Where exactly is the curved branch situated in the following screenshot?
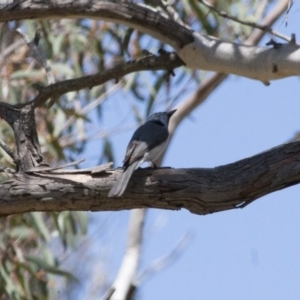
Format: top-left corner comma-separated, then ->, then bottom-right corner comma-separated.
1,0 -> 297,83
177,30 -> 299,83
169,0 -> 289,137
0,1 -> 193,49
1,141 -> 300,216
176,0 -> 294,83
198,0 -> 293,43
0,138 -> 17,161
33,53 -> 184,107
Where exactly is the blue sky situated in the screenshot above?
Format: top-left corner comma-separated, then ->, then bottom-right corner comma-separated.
139,75 -> 300,300
66,3 -> 300,299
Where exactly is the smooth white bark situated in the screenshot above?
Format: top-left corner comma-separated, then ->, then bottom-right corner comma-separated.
178,32 -> 300,83
1,1 -> 298,83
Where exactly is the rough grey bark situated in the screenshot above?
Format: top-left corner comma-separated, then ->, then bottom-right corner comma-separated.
0,102 -> 44,171
1,0 -> 298,83
1,141 -> 300,216
0,1 -> 194,49
0,0 -> 298,220
33,53 -> 184,108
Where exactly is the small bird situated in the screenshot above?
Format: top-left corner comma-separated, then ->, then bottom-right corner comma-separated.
108,109 -> 177,197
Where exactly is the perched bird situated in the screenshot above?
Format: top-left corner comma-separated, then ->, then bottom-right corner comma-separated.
108,109 -> 177,197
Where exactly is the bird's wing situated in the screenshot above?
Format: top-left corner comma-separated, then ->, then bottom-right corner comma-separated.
123,140 -> 148,167
123,122 -> 168,167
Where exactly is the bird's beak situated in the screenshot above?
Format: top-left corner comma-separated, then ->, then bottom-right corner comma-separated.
168,109 -> 177,117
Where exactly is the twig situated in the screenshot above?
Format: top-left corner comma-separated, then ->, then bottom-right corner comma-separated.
16,27 -> 55,85
0,138 -> 17,161
148,0 -> 188,28
35,162 -> 113,174
281,0 -> 294,27
168,0 -> 290,149
57,123 -> 136,149
198,0 -> 296,44
25,158 -> 85,173
138,233 -> 193,284
59,81 -> 123,135
0,39 -> 24,64
33,53 -> 184,108
0,167 -> 16,177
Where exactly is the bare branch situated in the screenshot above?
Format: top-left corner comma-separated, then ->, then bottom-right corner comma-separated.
138,233 -> 192,283
0,1 -> 194,49
169,0 -> 290,136
59,81 -> 123,135
1,141 -> 300,216
198,0 -> 295,44
25,158 -> 85,173
0,0 -> 297,83
33,52 -> 184,107
0,102 -> 44,171
177,30 -> 300,83
0,39 -> 24,63
16,27 -> 55,85
0,138 -> 17,161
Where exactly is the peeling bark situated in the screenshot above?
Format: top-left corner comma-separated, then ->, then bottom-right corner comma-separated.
1,141 -> 300,216
0,102 -> 44,171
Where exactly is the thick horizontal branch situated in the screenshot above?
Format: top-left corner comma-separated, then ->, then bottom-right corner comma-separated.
1,0 -> 297,83
1,141 -> 300,216
33,52 -> 184,107
177,31 -> 300,83
0,0 -> 193,49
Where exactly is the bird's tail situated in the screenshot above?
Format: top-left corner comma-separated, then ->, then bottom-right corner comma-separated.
108,161 -> 140,197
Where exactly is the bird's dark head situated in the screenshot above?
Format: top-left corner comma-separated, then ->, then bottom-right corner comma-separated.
147,109 -> 177,127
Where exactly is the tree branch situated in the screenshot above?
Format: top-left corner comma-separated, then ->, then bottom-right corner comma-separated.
16,27 -> 55,85
33,52 -> 184,107
1,141 -> 300,216
0,138 -> 17,161
169,0 -> 289,137
1,0 -> 298,83
198,0 -> 295,44
177,29 -> 299,83
0,1 -> 194,49
0,102 -> 44,171
110,209 -> 146,300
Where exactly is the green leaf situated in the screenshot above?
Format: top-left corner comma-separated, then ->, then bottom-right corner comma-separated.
51,62 -> 74,78
25,256 -> 78,282
10,70 -> 44,80
75,211 -> 88,235
10,226 -> 32,240
30,212 -> 51,241
187,0 -> 217,35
